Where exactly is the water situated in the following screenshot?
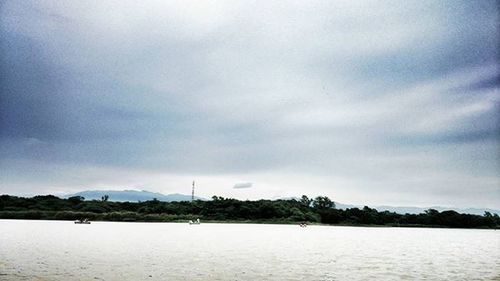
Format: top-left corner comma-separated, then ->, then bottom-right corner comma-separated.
0,220 -> 499,280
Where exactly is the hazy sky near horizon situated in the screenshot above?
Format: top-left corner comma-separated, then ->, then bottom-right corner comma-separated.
1,0 -> 499,207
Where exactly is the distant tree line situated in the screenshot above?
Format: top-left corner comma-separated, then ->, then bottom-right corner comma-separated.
0,194 -> 498,228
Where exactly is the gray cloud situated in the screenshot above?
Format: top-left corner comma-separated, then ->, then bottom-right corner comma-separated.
233,182 -> 253,189
0,0 -> 498,207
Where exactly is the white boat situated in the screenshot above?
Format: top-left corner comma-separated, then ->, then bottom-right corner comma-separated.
189,218 -> 201,225
74,219 -> 91,224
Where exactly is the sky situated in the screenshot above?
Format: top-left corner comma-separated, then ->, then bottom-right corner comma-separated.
0,0 -> 499,208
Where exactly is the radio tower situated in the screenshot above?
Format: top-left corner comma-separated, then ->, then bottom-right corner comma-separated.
191,181 -> 195,202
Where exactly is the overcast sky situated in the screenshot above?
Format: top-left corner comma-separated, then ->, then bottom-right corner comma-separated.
1,0 -> 498,208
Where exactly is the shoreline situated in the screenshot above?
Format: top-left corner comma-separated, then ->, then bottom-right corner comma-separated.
0,218 -> 496,230
2,195 -> 498,229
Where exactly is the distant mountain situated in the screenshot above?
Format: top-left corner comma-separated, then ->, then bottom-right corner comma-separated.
335,203 -> 499,216
372,205 -> 500,216
66,190 -> 205,202
272,198 -> 499,215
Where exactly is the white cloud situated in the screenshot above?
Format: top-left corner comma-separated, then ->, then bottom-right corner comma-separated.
233,182 -> 253,189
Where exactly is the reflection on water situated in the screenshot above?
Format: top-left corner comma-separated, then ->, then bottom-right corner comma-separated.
1,220 -> 499,280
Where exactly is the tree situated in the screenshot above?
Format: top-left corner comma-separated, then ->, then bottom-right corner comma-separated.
425,209 -> 439,215
312,196 -> 335,210
300,195 -> 312,207
68,196 -> 85,204
101,195 -> 109,202
212,196 -> 225,201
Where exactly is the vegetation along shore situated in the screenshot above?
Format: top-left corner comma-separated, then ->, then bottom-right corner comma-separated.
0,195 -> 498,229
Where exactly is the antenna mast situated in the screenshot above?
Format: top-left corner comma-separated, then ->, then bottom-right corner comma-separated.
191,181 -> 195,202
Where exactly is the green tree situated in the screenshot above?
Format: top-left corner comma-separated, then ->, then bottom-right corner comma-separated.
68,196 -> 84,204
312,196 -> 335,210
300,195 -> 312,207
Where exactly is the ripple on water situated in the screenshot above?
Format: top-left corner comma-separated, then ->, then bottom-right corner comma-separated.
0,221 -> 499,281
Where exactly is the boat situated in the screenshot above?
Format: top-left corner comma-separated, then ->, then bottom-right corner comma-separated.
74,219 -> 91,224
189,218 -> 201,225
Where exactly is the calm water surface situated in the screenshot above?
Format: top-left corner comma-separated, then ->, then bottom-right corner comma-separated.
0,220 -> 499,280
